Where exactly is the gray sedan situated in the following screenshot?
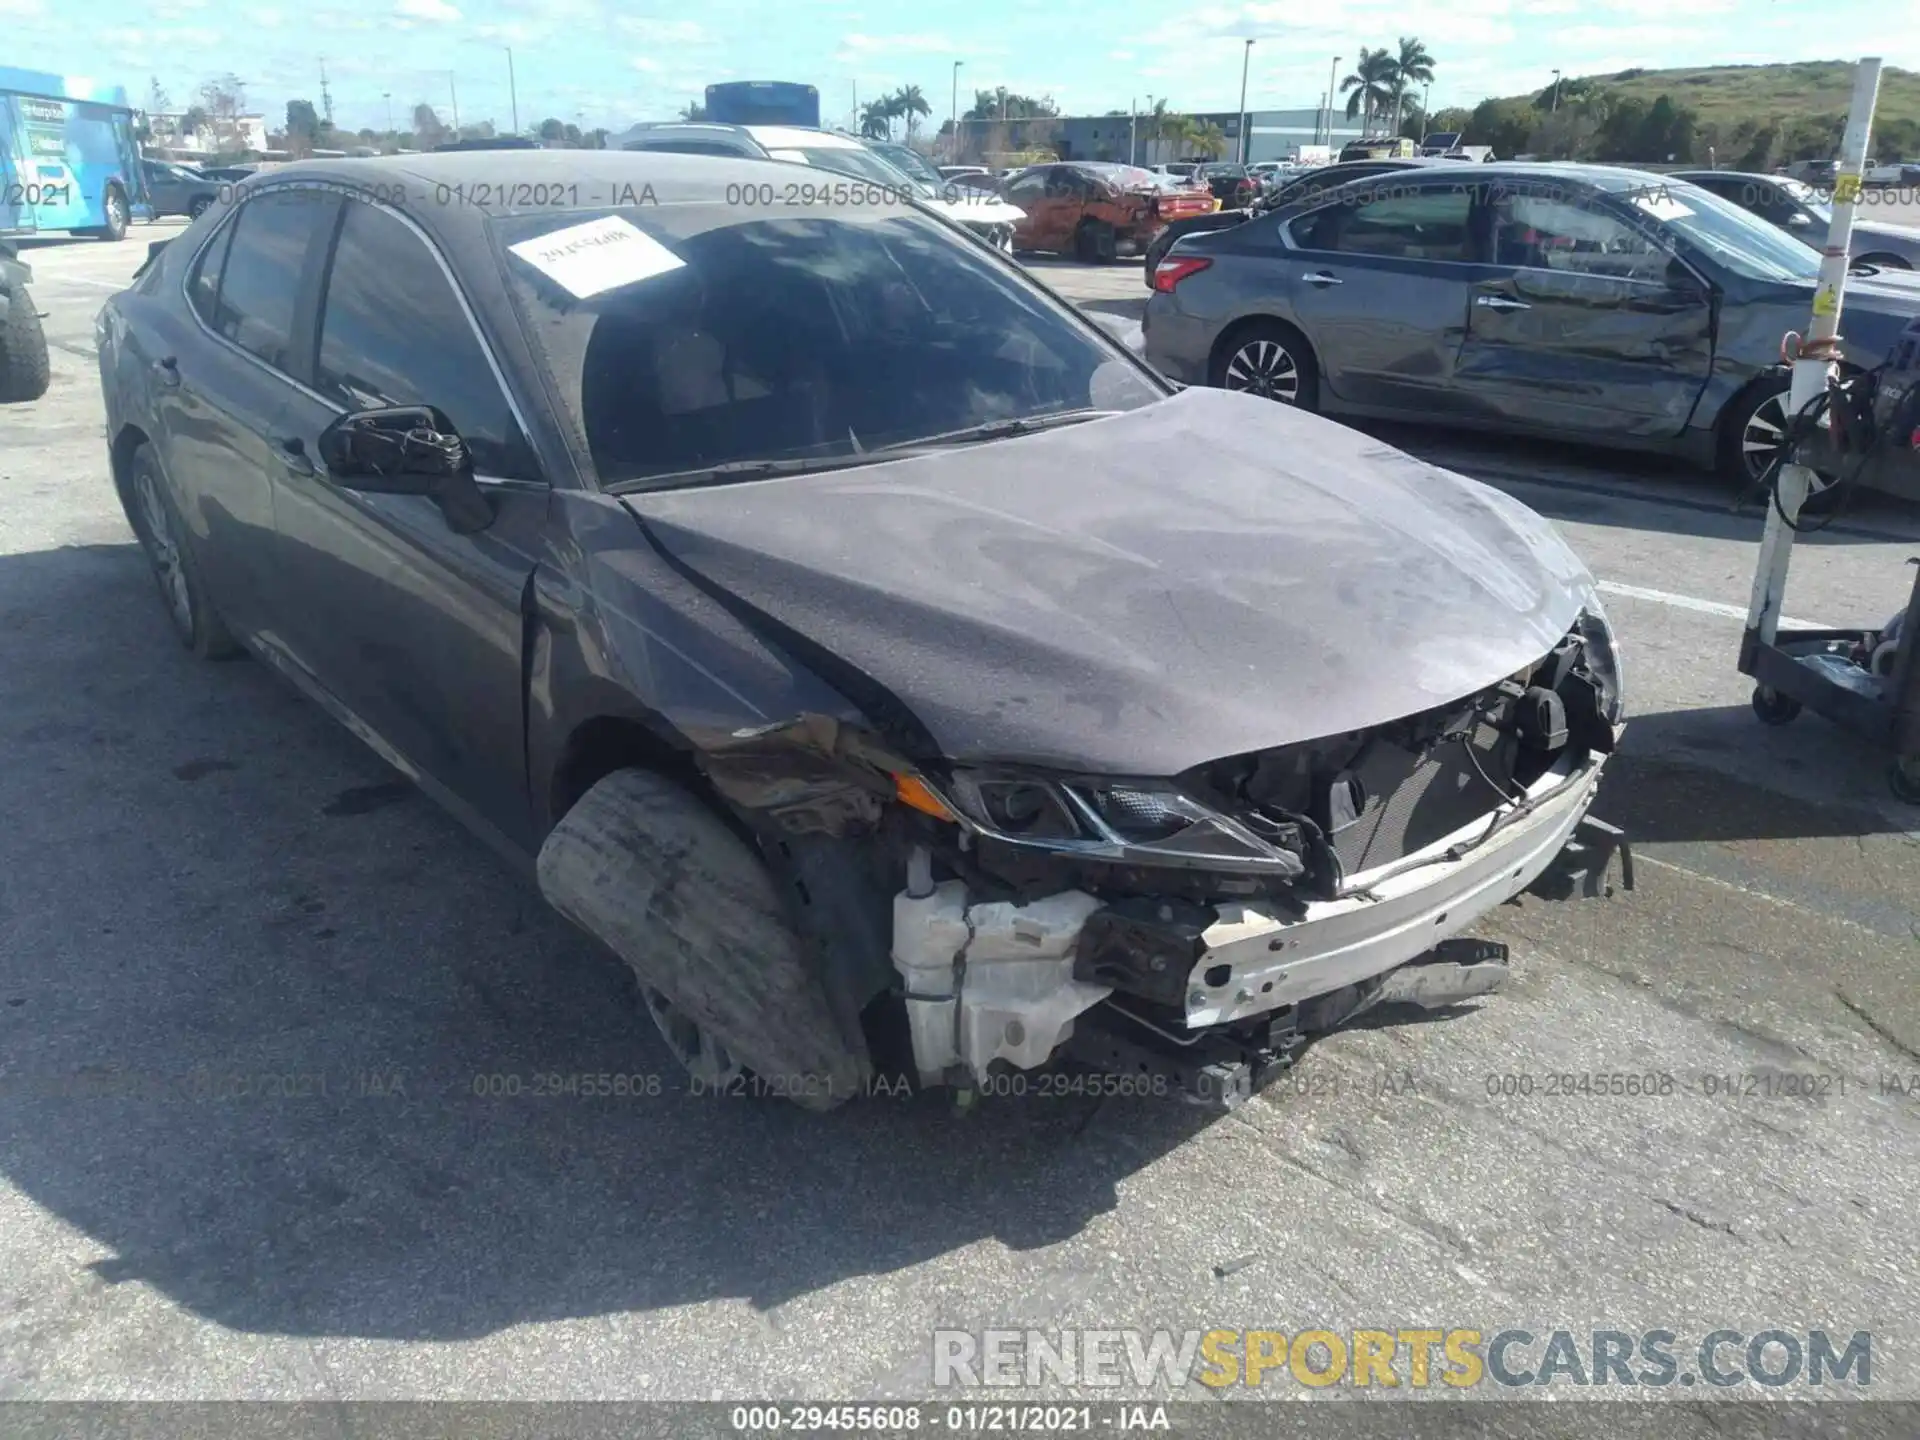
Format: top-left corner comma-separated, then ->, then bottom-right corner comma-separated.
1673,170 -> 1920,271
95,150 -> 1623,1109
1144,162 -> 1920,488
140,159 -> 223,221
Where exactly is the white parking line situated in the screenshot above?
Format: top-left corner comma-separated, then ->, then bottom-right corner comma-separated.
1596,579 -> 1827,630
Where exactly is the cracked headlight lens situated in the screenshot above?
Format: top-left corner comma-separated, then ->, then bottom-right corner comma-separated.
937,768 -> 1306,877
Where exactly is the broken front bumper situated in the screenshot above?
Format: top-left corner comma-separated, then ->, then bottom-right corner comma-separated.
890,753 -> 1610,1093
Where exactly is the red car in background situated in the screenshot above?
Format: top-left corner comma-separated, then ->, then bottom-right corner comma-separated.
1005,162 -> 1215,262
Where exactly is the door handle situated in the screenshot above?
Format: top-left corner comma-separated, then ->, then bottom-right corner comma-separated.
1304,271 -> 1342,287
152,355 -> 180,387
274,435 -> 316,477
1475,295 -> 1531,311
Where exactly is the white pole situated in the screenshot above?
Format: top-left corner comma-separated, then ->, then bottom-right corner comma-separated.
1237,39 -> 1253,165
1744,56 -> 1882,645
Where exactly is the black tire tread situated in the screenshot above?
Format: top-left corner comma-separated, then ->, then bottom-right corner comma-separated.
536,769 -> 871,1111
0,290 -> 50,403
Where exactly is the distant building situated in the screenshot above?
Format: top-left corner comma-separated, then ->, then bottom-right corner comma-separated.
1049,108 -> 1367,165
145,111 -> 271,157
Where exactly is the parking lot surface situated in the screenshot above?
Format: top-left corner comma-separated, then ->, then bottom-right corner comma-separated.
2,222 -> 1919,1413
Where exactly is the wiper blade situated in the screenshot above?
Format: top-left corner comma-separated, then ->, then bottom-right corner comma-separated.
879,408 -> 1116,452
605,453 -> 878,494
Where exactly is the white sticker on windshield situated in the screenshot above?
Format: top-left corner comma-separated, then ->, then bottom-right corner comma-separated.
508,215 -> 684,299
1630,191 -> 1693,222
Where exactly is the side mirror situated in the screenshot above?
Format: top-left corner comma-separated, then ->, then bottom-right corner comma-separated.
316,406 -> 494,533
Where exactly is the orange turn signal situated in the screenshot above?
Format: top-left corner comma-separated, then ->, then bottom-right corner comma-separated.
894,772 -> 956,821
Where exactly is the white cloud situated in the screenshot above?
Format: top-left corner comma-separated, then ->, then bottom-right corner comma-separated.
476,20 -> 542,42
631,56 -> 664,73
1108,49 -> 1135,60
397,0 -> 460,19
616,17 -> 707,42
0,0 -> 47,15
838,31 -> 955,55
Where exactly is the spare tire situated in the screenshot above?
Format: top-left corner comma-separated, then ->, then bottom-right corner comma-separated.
537,768 -> 873,1111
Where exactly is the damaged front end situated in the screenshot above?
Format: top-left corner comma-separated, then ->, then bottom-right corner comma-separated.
692,607 -> 1631,1109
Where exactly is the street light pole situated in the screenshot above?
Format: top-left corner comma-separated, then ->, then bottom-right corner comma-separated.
447,72 -> 459,131
383,91 -> 392,135
1237,38 -> 1254,165
951,60 -> 962,161
506,48 -> 519,135
1550,68 -> 1562,112
1324,55 -> 1340,147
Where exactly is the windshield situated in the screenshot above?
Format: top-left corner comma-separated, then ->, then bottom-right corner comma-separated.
1778,178 -> 1833,221
494,205 -> 1162,491
873,144 -> 944,188
768,144 -> 918,190
1623,181 -> 1821,284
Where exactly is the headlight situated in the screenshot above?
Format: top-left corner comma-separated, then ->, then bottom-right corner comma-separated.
1575,604 -> 1625,724
936,768 -> 1307,877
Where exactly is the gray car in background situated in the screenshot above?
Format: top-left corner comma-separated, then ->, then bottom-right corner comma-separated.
1671,170 -> 1920,271
1144,162 -> 1920,489
140,159 -> 223,220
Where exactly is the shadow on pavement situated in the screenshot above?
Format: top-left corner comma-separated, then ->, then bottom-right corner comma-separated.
0,541 -> 1215,1343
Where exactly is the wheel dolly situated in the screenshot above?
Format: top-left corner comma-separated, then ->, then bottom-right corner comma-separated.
1737,56 -> 1920,804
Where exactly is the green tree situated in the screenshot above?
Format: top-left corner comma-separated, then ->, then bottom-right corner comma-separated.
678,101 -> 707,121
538,116 -> 567,142
285,98 -> 319,157
180,105 -> 209,137
1342,48 -> 1397,133
1464,96 -> 1534,156
891,84 -> 930,141
859,97 -> 896,140
1386,36 -> 1435,137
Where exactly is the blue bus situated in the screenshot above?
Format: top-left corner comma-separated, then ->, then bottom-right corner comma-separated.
0,66 -> 146,239
704,81 -> 820,129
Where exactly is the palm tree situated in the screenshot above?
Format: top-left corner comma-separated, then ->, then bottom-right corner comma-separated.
891,84 -> 930,141
1188,119 -> 1227,159
859,97 -> 897,140
1387,36 -> 1435,138
1341,48 -> 1396,134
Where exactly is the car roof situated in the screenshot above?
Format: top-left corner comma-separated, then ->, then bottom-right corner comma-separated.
745,124 -> 860,149
237,149 -> 906,221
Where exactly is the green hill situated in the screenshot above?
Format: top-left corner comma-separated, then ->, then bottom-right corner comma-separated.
1441,61 -> 1920,167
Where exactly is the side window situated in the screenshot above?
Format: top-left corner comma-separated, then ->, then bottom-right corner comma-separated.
1489,191 -> 1669,282
315,199 -> 538,481
1736,182 -> 1801,226
186,216 -> 236,324
1005,170 -> 1046,201
1326,185 -> 1472,261
210,191 -> 315,370
1044,169 -> 1080,199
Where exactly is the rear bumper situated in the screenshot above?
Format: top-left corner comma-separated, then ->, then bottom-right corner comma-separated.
1140,301 -> 1214,384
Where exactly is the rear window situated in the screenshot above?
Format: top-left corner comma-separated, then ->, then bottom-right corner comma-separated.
494,204 -> 1161,489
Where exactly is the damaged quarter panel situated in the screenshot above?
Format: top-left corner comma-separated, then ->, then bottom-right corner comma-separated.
531,490 -> 880,837
623,386 -> 1598,777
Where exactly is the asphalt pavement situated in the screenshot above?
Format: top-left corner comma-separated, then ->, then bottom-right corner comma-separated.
1,220 -> 1918,1412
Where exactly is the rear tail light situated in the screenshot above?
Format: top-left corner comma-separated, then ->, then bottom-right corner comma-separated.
1151,256 -> 1212,293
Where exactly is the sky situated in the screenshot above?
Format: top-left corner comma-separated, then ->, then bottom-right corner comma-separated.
5,0 -> 1918,138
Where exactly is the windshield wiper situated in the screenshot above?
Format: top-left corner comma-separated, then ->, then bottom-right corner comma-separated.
604,453 -> 883,494
878,408 -> 1117,452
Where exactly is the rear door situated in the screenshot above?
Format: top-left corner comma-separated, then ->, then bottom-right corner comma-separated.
1450,183 -> 1714,438
1271,175 -> 1479,411
157,189 -> 332,639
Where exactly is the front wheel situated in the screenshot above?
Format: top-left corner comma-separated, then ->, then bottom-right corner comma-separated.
1751,685 -> 1802,726
1074,218 -> 1117,264
1855,252 -> 1912,271
188,195 -> 214,220
1211,320 -> 1319,410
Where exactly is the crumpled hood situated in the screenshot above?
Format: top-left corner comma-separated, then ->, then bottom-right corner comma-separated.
623,387 -> 1598,775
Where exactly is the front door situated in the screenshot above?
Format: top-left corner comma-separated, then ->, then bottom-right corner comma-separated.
267,193 -> 547,849
1451,185 -> 1714,439
1275,178 -> 1479,412
1003,167 -> 1053,250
